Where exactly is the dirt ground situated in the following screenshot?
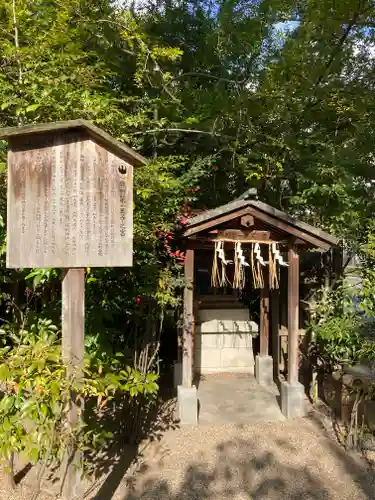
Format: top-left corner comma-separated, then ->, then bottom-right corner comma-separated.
2,415 -> 375,500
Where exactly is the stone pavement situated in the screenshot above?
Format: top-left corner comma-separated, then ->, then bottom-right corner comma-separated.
197,372 -> 285,424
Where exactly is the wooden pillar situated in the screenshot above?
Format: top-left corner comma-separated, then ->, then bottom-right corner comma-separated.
259,271 -> 269,356
61,268 -> 85,498
62,269 -> 85,372
288,244 -> 299,384
332,245 -> 343,288
271,289 -> 280,378
183,248 -> 194,387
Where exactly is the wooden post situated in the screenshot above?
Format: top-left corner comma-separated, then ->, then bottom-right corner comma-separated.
271,289 -> 280,379
183,249 -> 194,387
62,269 -> 85,371
288,244 -> 299,384
332,245 -> 343,288
61,268 -> 85,498
259,270 -> 269,356
2,121 -> 142,488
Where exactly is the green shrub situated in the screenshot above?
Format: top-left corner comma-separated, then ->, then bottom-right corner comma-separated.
0,317 -> 159,487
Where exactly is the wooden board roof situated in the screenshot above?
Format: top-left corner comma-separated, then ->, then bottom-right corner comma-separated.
184,199 -> 338,250
0,120 -> 147,166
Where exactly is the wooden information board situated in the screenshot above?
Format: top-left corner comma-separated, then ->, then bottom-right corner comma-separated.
1,120 -> 146,499
6,129 -> 133,268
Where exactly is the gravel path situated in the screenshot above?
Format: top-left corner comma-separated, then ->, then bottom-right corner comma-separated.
103,418 -> 375,500
1,417 -> 374,500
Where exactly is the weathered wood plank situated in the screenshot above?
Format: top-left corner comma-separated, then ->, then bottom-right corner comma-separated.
185,239 -> 290,251
240,215 -> 254,227
271,289 -> 280,378
287,244 -> 299,384
251,200 -> 338,247
332,245 -> 344,287
6,133 -> 133,268
279,326 -> 306,337
62,268 -> 85,379
184,207 -> 254,237
215,229 -> 270,241
260,270 -> 269,356
0,119 -> 146,166
183,248 -> 194,387
247,206 -> 331,250
61,268 -> 85,499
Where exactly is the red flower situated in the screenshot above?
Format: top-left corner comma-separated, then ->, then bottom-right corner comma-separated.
136,296 -> 142,304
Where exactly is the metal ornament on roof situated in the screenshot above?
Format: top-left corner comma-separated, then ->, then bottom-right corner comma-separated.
212,240 -> 288,290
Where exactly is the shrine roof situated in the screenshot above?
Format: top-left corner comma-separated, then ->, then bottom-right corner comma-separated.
184,199 -> 338,250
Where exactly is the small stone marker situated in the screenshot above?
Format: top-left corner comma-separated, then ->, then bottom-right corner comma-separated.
0,120 -> 146,498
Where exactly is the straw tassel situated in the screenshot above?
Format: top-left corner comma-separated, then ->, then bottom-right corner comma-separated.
268,245 -> 279,289
212,241 -> 231,288
251,243 -> 263,288
233,242 -> 248,289
211,241 -> 220,287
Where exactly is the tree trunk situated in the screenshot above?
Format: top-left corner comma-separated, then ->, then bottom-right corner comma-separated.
4,453 -> 16,489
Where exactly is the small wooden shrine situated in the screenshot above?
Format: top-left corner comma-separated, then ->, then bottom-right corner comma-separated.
177,196 -> 338,423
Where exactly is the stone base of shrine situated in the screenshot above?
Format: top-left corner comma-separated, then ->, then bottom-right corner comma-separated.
177,385 -> 198,425
280,381 -> 307,418
255,355 -> 273,386
195,308 -> 258,375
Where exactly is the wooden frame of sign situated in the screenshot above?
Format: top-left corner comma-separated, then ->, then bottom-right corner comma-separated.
0,120 -> 146,498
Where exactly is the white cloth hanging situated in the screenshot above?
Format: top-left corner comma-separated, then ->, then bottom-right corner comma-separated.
271,242 -> 288,266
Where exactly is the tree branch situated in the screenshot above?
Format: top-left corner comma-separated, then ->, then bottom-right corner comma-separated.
12,0 -> 21,85
0,27 -> 14,40
93,17 -> 180,102
12,0 -> 23,126
315,14 -> 359,89
175,72 -> 246,85
132,128 -> 235,139
303,0 -> 375,115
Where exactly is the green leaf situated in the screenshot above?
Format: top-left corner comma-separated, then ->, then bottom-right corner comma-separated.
40,404 -> 49,419
2,417 -> 11,432
30,448 -> 39,463
25,103 -> 40,113
0,365 -> 9,380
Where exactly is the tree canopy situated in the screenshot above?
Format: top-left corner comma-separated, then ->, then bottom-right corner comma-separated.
2,0 -> 375,240
0,0 -> 374,343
